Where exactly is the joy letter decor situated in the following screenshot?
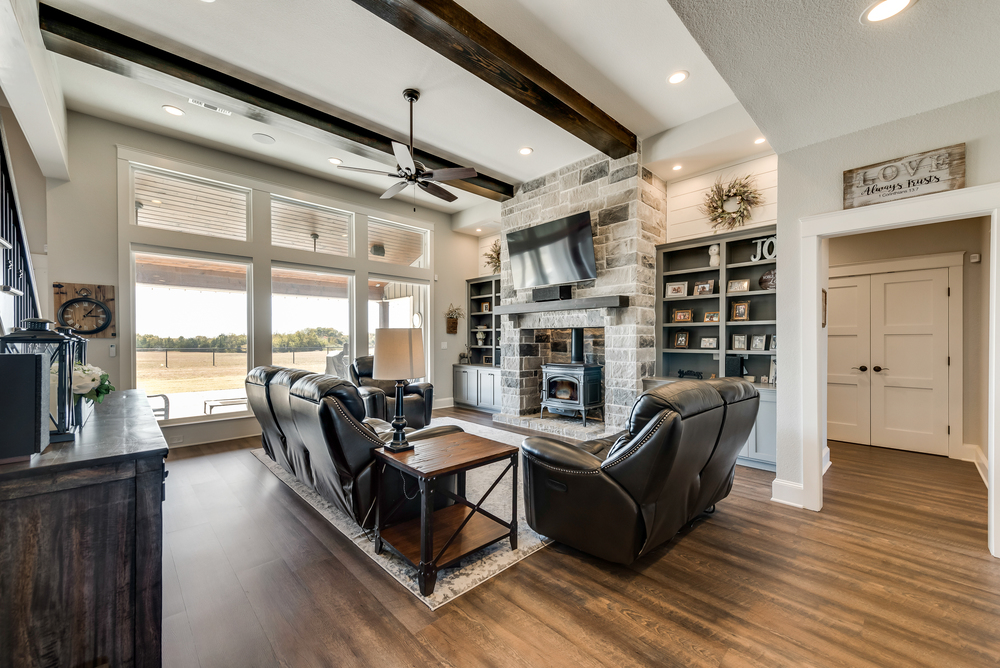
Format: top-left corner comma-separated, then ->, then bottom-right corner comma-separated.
843,143 -> 965,209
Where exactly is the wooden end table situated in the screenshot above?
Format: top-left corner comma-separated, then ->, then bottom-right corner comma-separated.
373,432 -> 519,596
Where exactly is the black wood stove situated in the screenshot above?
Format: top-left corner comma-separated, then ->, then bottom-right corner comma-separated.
540,329 -> 604,426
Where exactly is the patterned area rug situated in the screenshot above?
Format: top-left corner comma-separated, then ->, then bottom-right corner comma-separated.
250,417 -> 549,610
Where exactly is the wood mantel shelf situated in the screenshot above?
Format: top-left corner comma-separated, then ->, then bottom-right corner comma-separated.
492,295 -> 629,315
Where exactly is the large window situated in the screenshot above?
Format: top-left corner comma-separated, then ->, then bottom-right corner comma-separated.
271,196 -> 352,257
272,267 -> 352,376
368,278 -> 428,378
134,252 -> 250,420
133,167 -> 249,241
368,217 -> 428,268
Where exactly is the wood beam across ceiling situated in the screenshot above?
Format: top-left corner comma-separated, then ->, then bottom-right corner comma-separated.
37,4 -> 514,202
349,0 -> 637,160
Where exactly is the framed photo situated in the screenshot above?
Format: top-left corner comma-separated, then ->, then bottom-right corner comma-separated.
727,278 -> 750,293
693,280 -> 714,295
674,331 -> 689,349
481,301 -> 491,312
731,301 -> 750,321
701,337 -> 718,349
672,309 -> 693,322
751,335 -> 767,351
483,355 -> 493,365
665,282 -> 688,297
704,311 -> 720,323
732,334 -> 748,351
769,356 -> 777,386
769,335 -> 777,351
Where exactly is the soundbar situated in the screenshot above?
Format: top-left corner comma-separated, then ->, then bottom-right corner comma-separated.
531,285 -> 573,302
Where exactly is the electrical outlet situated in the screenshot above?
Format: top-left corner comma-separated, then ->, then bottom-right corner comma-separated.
109,344 -> 117,357
441,341 -> 448,349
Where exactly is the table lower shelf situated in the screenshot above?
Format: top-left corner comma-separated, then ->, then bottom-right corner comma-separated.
380,503 -> 510,568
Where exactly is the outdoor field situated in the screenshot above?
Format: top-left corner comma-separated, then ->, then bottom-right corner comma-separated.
135,349 -> 331,394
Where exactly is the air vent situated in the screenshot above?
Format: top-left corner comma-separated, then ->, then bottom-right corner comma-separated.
188,98 -> 232,116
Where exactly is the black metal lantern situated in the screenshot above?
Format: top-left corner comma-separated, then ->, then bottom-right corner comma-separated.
55,326 -> 88,366
0,319 -> 76,441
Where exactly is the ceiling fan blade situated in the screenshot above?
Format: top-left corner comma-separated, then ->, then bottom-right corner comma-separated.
418,180 -> 458,202
422,167 -> 478,182
392,141 -> 416,174
337,165 -> 398,177
380,181 -> 411,199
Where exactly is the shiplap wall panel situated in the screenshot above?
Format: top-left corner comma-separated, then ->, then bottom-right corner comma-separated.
271,196 -> 352,256
134,169 -> 249,241
666,154 -> 778,243
368,218 -> 427,267
478,234 -> 500,277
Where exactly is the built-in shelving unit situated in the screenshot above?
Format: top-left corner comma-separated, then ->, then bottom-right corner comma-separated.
465,275 -> 501,367
654,226 -> 777,471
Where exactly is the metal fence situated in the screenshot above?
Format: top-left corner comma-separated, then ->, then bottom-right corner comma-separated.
139,346 -> 343,367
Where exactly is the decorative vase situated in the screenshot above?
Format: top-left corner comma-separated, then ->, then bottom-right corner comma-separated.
74,397 -> 94,430
476,331 -> 485,346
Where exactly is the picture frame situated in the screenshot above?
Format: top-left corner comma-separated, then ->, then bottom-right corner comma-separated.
727,278 -> 750,293
672,309 -> 693,322
769,335 -> 777,351
769,356 -> 777,386
483,355 -> 493,365
704,311 -> 720,323
665,282 -> 688,298
750,335 -> 767,351
481,301 -> 491,312
730,301 -> 750,321
674,331 -> 689,349
693,280 -> 714,295
701,337 -> 718,349
732,334 -> 747,351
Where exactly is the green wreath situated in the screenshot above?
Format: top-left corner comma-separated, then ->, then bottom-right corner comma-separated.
701,175 -> 763,231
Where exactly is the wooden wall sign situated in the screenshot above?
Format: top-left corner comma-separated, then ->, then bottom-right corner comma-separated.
843,143 -> 965,210
52,283 -> 116,338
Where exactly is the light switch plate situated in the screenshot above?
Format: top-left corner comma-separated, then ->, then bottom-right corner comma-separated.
441,341 -> 448,349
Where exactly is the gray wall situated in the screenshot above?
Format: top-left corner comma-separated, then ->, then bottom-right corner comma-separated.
829,216 -> 990,454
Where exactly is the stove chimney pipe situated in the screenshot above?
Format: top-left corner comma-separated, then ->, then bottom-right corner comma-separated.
571,328 -> 584,364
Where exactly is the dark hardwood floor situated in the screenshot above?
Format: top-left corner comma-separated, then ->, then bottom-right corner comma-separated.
163,411 -> 1000,667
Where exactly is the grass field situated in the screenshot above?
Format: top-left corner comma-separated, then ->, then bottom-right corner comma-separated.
136,350 -> 330,394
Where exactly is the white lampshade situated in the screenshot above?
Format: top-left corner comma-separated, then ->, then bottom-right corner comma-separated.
372,328 -> 426,380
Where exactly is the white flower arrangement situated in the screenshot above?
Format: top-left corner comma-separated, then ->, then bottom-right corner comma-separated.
51,362 -> 116,403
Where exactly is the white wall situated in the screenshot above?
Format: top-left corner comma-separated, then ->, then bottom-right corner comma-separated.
666,153 -> 776,242
777,89 -> 1000,487
478,233 -> 500,277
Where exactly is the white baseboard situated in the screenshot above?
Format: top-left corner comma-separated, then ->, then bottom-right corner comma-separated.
161,415 -> 261,448
771,478 -> 805,508
433,397 -> 455,409
950,443 -> 989,489
975,447 -> 989,488
823,446 -> 832,475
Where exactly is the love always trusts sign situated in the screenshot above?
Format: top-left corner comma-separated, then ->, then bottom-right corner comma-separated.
843,143 -> 966,209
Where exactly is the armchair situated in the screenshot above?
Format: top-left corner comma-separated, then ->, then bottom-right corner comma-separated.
350,355 -> 434,429
521,379 -> 759,564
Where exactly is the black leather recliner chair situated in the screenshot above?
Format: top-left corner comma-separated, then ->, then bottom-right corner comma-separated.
247,367 -> 461,528
350,355 -> 434,430
521,379 -> 759,564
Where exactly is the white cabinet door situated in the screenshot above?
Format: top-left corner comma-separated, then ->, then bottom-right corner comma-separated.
827,275 -> 872,445
870,268 -> 949,455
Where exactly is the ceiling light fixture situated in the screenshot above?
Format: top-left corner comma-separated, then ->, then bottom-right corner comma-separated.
476,228 -> 482,232
162,105 -> 184,116
519,147 -> 533,155
328,157 -> 343,165
755,137 -> 766,145
667,71 -> 689,84
151,199 -> 162,204
252,133 -> 276,145
861,0 -> 916,24
672,165 -> 682,171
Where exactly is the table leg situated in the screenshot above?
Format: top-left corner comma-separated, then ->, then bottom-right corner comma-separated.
374,463 -> 384,555
456,471 -> 466,499
418,477 -> 436,596
510,453 -> 519,551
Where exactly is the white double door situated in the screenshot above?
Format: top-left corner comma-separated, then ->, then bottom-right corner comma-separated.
827,268 -> 950,455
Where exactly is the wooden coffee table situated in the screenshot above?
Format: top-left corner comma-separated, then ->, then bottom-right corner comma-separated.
373,432 -> 519,596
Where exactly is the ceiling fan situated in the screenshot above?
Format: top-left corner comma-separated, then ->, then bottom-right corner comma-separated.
337,89 -> 478,203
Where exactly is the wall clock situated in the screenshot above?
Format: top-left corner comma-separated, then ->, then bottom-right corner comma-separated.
52,283 -> 117,338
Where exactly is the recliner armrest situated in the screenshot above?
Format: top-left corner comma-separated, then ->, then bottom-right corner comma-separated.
356,385 -> 387,420
522,436 -> 602,474
404,382 -> 432,397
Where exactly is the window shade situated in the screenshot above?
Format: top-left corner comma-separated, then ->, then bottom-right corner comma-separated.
271,196 -> 352,256
134,168 -> 249,241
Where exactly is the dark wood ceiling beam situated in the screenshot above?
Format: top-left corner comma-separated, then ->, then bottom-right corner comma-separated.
349,0 -> 637,159
37,4 -> 514,202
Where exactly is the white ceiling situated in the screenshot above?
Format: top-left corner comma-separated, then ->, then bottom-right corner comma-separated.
45,0 -> 745,215
667,0 -> 1000,154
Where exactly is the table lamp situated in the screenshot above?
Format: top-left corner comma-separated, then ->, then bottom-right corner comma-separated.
372,328 -> 425,452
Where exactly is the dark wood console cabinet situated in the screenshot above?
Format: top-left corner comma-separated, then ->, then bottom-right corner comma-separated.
0,390 -> 168,667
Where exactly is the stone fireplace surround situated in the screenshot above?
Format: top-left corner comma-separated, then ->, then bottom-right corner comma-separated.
492,152 -> 667,439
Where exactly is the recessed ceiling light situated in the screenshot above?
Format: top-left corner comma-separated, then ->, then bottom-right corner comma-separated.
667,71 -> 689,84
151,199 -> 162,204
162,105 -> 184,116
476,228 -> 482,232
252,133 -> 276,145
519,147 -> 533,155
861,0 -> 916,24
755,137 -> 766,145
672,165 -> 682,171
342,233 -> 347,237
328,157 -> 343,165
200,0 -> 216,3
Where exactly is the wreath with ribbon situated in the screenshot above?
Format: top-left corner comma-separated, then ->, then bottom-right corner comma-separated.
701,175 -> 763,231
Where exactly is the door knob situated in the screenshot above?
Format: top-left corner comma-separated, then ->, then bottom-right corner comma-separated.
873,366 -> 888,372
851,365 -> 868,372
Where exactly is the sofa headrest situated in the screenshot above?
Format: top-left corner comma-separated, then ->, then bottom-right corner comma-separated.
290,374 -> 366,421
353,356 -> 374,378
246,366 -> 283,387
271,367 -> 314,390
627,380 -> 725,437
705,378 -> 759,404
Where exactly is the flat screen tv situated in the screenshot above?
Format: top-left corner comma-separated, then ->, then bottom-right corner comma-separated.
506,212 -> 598,289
